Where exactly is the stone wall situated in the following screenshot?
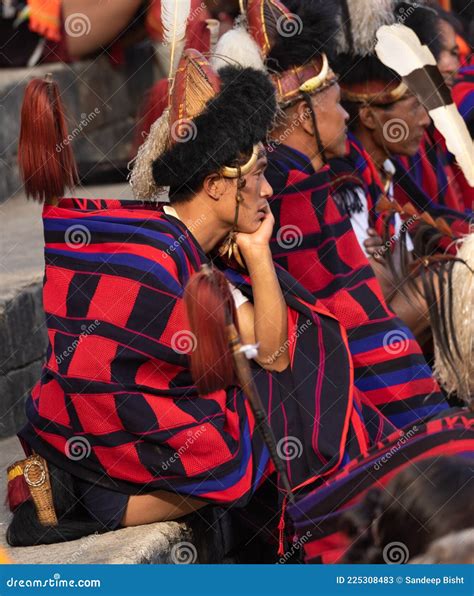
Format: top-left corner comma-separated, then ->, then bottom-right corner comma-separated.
0,49 -> 154,204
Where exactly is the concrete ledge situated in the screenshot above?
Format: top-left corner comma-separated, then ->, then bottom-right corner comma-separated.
2,521 -> 194,565
0,437 -> 236,564
0,280 -> 47,438
0,282 -> 47,374
0,359 -> 43,439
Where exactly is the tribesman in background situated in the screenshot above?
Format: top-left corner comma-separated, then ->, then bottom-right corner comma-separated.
330,0 -> 472,252
396,4 -> 474,212
213,0 -> 449,427
328,0 -> 474,394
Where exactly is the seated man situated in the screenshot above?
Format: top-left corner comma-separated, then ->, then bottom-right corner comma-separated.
244,0 -> 447,426
7,50 -> 396,547
330,1 -> 471,252
398,5 -> 473,212
453,56 -> 474,141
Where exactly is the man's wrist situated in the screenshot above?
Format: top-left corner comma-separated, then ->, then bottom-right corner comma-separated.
239,243 -> 272,261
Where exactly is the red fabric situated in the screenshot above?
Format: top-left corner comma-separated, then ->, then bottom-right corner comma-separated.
19,197 -> 371,502
7,475 -> 31,512
288,412 -> 474,564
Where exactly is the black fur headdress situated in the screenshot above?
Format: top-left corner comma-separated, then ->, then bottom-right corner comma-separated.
130,50 -> 276,199
266,0 -> 339,72
153,66 -> 275,195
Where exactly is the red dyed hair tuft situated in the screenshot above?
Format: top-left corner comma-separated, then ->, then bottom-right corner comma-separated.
184,266 -> 237,395
18,77 -> 78,202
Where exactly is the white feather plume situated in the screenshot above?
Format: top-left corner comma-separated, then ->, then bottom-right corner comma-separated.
211,24 -> 266,72
161,0 -> 191,78
161,0 -> 191,44
376,24 -> 474,186
336,0 -> 396,56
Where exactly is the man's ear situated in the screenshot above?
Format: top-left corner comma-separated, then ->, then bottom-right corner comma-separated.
359,105 -> 378,131
203,173 -> 229,200
296,100 -> 315,136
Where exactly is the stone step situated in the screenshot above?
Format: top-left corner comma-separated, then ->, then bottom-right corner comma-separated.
0,436 -> 235,564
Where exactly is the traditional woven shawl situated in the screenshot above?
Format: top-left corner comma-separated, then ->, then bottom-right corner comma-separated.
399,129 -> 469,213
288,411 -> 474,563
18,198 -> 394,502
452,62 -> 474,138
266,143 -> 447,429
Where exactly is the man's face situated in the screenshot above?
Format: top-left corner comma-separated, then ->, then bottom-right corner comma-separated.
437,19 -> 461,89
216,148 -> 273,234
370,94 -> 431,157
311,83 -> 349,159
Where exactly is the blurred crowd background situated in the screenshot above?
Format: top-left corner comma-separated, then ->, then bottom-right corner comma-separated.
0,0 -> 472,183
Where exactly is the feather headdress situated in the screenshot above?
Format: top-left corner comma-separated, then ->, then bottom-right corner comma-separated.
129,49 -> 276,200
375,24 -> 474,186
161,0 -> 192,84
211,0 -> 293,72
336,0 -> 397,56
211,15 -> 265,71
129,0 -> 192,199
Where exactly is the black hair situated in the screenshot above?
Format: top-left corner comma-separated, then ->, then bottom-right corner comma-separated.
205,0 -> 240,20
395,2 -> 443,59
340,457 -> 474,563
431,5 -> 465,39
344,94 -> 403,133
152,66 -> 276,199
7,463 -> 105,546
267,0 -> 339,71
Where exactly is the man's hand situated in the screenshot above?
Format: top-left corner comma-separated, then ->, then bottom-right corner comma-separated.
235,203 -> 274,255
364,227 -> 385,260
